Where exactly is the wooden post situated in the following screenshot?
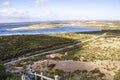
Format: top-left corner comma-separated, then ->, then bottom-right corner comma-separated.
21,74 -> 24,80
54,75 -> 59,80
35,72 -> 37,80
41,72 -> 43,80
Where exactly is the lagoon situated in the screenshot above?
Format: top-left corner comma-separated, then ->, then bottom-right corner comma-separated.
0,23 -> 101,36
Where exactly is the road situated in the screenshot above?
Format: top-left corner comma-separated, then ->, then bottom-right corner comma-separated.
4,33 -> 106,65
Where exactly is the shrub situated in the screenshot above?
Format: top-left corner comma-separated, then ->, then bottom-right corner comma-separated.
114,70 -> 120,80
47,64 -> 56,70
0,61 -> 10,80
90,68 -> 101,74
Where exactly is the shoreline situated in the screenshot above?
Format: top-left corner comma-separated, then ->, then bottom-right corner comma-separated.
0,30 -> 102,37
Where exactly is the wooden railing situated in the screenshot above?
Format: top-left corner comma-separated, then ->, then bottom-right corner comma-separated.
22,72 -> 59,80
34,72 -> 59,80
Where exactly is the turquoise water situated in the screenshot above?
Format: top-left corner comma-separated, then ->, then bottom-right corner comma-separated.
0,23 -> 101,35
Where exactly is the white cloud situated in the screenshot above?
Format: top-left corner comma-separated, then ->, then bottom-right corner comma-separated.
0,7 -> 56,23
0,7 -> 52,19
2,1 -> 10,6
0,8 -> 28,17
34,0 -> 49,4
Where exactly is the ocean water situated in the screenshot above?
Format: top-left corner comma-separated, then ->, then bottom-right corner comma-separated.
0,23 -> 101,36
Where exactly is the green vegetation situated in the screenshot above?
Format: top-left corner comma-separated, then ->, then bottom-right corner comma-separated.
45,69 -> 105,80
0,61 -> 7,79
0,61 -> 12,80
114,70 -> 120,80
0,33 -> 92,61
61,32 -> 120,61
47,64 -> 56,70
0,34 -> 75,61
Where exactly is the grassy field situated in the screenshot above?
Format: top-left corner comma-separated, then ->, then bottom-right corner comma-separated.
50,21 -> 120,61
0,33 -> 93,61
61,33 -> 120,61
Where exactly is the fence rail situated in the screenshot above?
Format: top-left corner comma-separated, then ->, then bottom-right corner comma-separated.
22,72 -> 59,80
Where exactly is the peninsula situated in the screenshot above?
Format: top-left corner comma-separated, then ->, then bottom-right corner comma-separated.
8,23 -> 61,31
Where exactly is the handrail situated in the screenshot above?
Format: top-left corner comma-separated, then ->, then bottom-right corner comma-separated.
34,72 -> 54,80
22,72 -> 59,80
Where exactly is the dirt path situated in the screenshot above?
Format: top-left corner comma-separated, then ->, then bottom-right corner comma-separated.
4,33 -> 106,65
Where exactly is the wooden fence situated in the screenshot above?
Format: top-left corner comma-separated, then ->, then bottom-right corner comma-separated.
22,72 -> 59,80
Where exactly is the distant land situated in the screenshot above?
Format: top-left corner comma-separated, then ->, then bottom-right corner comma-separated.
8,23 -> 61,31
7,20 -> 120,31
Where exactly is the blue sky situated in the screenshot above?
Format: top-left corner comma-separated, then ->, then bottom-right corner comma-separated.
0,0 -> 120,23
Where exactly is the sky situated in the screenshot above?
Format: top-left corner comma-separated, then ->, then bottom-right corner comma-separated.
0,0 -> 120,23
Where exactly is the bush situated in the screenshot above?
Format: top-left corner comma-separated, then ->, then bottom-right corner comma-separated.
90,68 -> 101,74
47,64 -> 56,70
114,70 -> 120,80
0,61 -> 9,80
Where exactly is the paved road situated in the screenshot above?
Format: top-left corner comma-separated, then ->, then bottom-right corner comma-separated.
4,33 -> 106,65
